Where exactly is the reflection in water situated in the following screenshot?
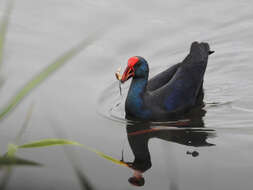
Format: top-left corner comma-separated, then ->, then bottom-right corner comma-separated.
124,108 -> 216,186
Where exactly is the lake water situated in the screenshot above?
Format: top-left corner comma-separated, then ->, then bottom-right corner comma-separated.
0,0 -> 253,189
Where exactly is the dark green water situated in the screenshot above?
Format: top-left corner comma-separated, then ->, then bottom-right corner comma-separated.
0,0 -> 253,189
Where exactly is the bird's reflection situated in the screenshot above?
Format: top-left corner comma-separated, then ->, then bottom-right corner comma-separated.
124,108 -> 216,186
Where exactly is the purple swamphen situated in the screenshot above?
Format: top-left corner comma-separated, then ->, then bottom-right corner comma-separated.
119,42 -> 214,121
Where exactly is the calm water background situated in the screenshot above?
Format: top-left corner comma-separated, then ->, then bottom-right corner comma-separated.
0,0 -> 253,189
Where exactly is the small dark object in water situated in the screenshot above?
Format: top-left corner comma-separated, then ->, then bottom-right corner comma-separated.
186,150 -> 199,157
116,42 -> 214,121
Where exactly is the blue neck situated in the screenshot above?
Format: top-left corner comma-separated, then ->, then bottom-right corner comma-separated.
125,77 -> 150,118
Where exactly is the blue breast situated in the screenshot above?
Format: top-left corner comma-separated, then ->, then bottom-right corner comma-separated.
126,79 -> 151,119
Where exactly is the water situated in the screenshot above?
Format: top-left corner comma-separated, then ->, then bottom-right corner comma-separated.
0,0 -> 253,189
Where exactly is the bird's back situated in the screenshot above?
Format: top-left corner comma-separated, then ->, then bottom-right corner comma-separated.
145,42 -> 211,119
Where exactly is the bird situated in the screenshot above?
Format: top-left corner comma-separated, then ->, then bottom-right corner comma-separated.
118,42 -> 214,121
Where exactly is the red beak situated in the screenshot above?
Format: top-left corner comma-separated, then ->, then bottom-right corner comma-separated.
121,66 -> 135,83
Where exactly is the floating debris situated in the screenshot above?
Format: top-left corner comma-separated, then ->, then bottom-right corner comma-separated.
115,67 -> 122,96
115,67 -> 122,81
186,151 -> 199,157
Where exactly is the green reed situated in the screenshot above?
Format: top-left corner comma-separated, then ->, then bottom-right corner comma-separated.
0,1 -> 125,189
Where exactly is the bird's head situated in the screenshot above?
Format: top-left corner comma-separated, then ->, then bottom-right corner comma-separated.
121,56 -> 149,83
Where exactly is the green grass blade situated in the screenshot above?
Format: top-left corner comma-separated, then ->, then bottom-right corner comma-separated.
92,149 -> 128,167
73,166 -> 94,190
0,33 -> 98,121
62,146 -> 94,190
18,138 -> 128,168
79,144 -> 128,167
0,155 -> 42,166
52,126 -> 95,190
6,144 -> 18,158
14,103 -> 34,144
0,0 -> 13,68
18,138 -> 82,148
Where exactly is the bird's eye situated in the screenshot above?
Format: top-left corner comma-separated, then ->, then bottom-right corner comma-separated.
135,61 -> 141,67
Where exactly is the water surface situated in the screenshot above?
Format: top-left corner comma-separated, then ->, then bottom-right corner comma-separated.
0,0 -> 253,189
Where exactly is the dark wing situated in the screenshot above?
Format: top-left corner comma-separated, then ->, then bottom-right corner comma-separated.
147,42 -> 211,113
147,62 -> 182,91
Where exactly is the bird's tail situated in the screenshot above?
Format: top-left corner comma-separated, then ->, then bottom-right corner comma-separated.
189,42 -> 214,62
